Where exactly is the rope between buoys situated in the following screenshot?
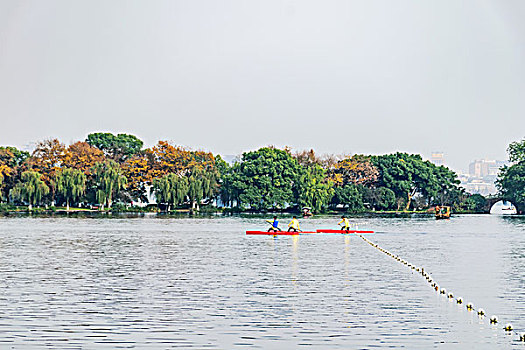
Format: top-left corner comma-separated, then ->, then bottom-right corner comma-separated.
352,233 -> 523,342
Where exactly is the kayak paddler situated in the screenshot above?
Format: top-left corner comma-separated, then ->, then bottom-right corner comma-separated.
338,215 -> 351,232
266,216 -> 280,232
288,216 -> 301,232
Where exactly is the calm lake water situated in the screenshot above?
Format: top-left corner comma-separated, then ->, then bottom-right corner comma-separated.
0,214 -> 524,349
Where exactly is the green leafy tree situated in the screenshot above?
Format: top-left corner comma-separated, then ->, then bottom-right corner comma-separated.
497,138 -> 525,213
497,162 -> 525,213
93,160 -> 127,209
152,173 -> 188,211
10,171 -> 50,210
463,193 -> 487,213
295,164 -> 334,212
371,153 -> 422,210
331,183 -> 364,212
0,146 -> 30,167
219,168 -> 238,208
362,187 -> 397,211
86,133 -> 143,161
214,155 -> 230,177
56,168 -> 86,210
225,147 -> 300,210
507,138 -> 525,163
371,153 -> 460,211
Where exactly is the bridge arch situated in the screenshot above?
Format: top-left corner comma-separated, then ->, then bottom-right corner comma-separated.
488,199 -> 517,214
484,197 -> 502,212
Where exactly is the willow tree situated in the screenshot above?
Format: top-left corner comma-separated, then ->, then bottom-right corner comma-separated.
294,164 -> 334,213
152,173 -> 188,211
86,132 -> 143,161
56,168 -> 86,211
93,160 -> 127,210
10,171 -> 50,210
187,167 -> 218,212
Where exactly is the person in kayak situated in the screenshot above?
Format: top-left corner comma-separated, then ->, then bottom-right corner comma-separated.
338,215 -> 351,232
266,216 -> 280,232
288,216 -> 301,232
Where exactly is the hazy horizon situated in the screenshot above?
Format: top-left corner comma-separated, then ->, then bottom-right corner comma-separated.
1,1 -> 524,172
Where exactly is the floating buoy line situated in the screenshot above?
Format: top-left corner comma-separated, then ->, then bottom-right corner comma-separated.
353,233 -> 525,342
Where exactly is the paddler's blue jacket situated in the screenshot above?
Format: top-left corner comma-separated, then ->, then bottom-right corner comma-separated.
266,219 -> 279,228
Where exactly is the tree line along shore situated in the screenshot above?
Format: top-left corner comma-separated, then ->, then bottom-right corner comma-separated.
0,132 -> 523,214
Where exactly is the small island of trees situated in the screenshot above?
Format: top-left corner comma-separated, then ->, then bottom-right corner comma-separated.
1,132 -> 523,214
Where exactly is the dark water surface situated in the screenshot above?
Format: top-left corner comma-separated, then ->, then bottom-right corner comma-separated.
0,215 -> 524,349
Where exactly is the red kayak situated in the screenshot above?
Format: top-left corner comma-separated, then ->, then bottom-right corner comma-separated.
316,229 -> 374,234
246,231 -> 315,235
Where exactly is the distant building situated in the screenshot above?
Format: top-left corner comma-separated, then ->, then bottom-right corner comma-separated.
462,178 -> 497,196
468,159 -> 507,178
460,159 -> 508,196
430,151 -> 445,166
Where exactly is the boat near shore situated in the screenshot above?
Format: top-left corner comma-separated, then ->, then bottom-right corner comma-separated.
490,200 -> 517,215
435,206 -> 451,219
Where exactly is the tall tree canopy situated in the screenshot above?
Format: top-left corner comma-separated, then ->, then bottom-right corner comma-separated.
147,141 -> 215,178
507,138 -> 525,163
121,153 -> 151,202
86,133 -> 143,161
0,146 -> 30,168
331,154 -> 379,187
225,147 -> 300,210
63,141 -> 105,174
28,139 -> 67,188
371,153 -> 461,211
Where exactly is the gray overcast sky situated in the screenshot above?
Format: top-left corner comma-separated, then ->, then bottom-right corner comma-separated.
1,0 -> 524,171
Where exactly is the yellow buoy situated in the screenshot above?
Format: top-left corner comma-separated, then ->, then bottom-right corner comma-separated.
477,308 -> 485,316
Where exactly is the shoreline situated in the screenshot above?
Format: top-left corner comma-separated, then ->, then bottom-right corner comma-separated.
0,208 -> 497,217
